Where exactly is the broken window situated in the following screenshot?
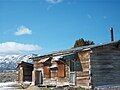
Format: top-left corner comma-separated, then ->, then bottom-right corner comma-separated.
63,53 -> 83,72
70,59 -> 82,71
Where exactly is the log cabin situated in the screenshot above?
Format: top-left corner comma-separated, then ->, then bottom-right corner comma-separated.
17,61 -> 33,84
31,41 -> 120,89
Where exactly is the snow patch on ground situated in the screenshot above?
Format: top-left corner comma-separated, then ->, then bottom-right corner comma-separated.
0,82 -> 17,87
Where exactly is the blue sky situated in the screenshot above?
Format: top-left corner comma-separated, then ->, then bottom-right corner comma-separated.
0,0 -> 120,55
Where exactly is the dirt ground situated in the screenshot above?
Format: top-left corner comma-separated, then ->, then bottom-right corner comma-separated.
0,82 -> 31,90
0,82 -> 23,90
1,82 -> 120,90
26,86 -> 68,90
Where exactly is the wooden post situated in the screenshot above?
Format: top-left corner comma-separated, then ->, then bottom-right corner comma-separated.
31,70 -> 35,85
20,67 -> 23,84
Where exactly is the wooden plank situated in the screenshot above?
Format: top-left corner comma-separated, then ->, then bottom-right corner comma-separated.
91,64 -> 114,68
92,70 -> 120,75
91,66 -> 120,70
82,68 -> 90,72
91,52 -> 120,60
92,77 -> 120,83
91,60 -> 120,70
90,49 -> 120,87
76,71 -> 89,77
92,76 -> 120,81
91,59 -> 120,64
81,63 -> 90,68
92,80 -> 120,86
92,73 -> 120,78
91,52 -> 120,56
76,82 -> 89,86
92,50 -> 120,53
81,61 -> 90,64
92,50 -> 120,54
76,79 -> 89,86
91,56 -> 120,60
76,76 -> 89,80
80,59 -> 90,62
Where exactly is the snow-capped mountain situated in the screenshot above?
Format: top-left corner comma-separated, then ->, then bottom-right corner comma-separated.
0,54 -> 37,72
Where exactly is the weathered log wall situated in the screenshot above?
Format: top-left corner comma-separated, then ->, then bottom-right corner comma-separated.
77,51 -> 91,88
34,60 -> 43,69
17,62 -> 33,83
33,58 -> 69,86
91,47 -> 120,87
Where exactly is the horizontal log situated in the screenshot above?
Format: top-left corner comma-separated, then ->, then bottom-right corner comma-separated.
91,56 -> 120,60
76,83 -> 89,87
92,78 -> 120,83
82,68 -> 90,72
76,79 -> 89,83
91,66 -> 120,71
77,75 -> 90,79
81,62 -> 90,65
92,73 -> 120,78
92,52 -> 120,55
92,78 -> 120,85
92,81 -> 120,87
82,65 -> 89,68
81,61 -> 90,64
83,69 -> 90,72
76,77 -> 89,81
92,50 -> 120,54
91,59 -> 120,65
91,70 -> 120,75
76,82 -> 89,86
80,59 -> 90,62
91,64 -> 114,68
76,71 -> 89,77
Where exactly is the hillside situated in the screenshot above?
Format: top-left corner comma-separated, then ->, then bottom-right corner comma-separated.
0,54 -> 35,72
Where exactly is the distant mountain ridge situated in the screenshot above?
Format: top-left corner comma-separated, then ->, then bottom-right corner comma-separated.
0,54 -> 36,72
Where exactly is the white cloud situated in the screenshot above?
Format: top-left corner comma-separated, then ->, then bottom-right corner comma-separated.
46,0 -> 63,4
103,16 -> 107,19
0,42 -> 41,55
47,5 -> 53,11
15,26 -> 32,36
87,14 -> 92,19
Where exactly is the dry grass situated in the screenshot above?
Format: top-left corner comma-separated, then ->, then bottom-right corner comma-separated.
0,72 -> 17,82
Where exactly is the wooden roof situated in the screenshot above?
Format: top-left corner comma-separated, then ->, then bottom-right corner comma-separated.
30,41 -> 119,61
17,61 -> 33,68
